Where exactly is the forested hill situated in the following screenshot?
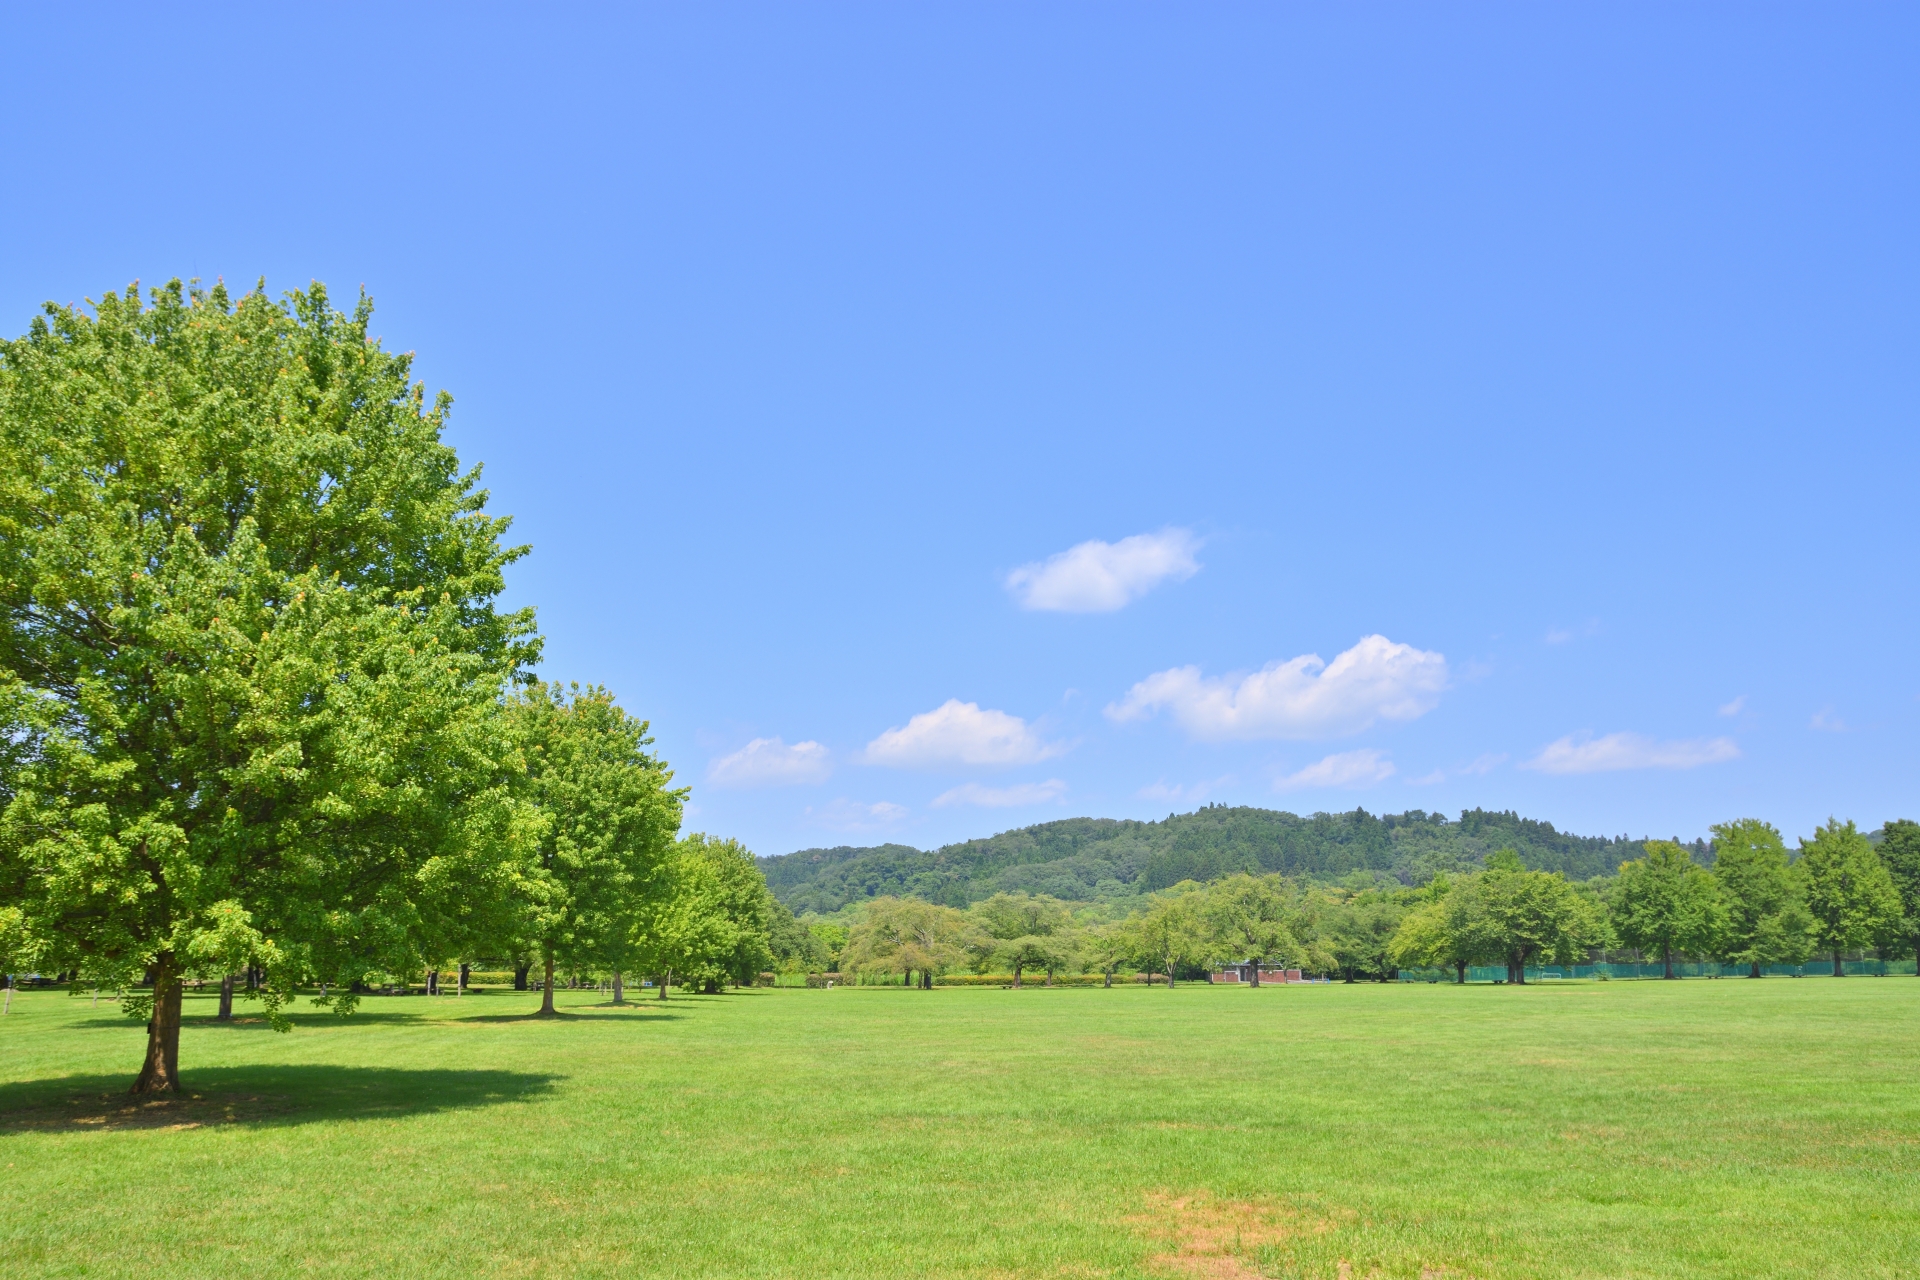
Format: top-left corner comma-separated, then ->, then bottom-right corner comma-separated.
760,806 -> 1685,915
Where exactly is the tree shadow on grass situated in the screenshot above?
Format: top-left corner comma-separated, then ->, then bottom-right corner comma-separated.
0,1064 -> 560,1135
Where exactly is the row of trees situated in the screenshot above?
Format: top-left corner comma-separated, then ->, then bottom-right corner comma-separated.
829,817 -> 1920,988
0,281 -> 780,1094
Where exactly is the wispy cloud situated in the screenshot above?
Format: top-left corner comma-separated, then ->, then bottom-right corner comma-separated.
864,700 -> 1065,768
1523,732 -> 1739,775
803,798 -> 909,832
1273,748 -> 1395,791
1137,776 -> 1235,805
1410,753 -> 1507,785
1718,695 -> 1747,717
708,737 -> 832,787
931,779 -> 1067,809
1809,706 -> 1848,732
1005,528 -> 1201,612
1108,635 -> 1448,741
1545,628 -> 1574,645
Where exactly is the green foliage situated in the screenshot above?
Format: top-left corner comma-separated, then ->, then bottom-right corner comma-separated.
1710,819 -> 1814,971
1611,841 -> 1726,976
763,806 -> 1660,913
765,897 -> 825,972
505,682 -> 683,1006
1877,819 -> 1920,958
1801,819 -> 1903,968
1479,853 -> 1605,980
967,893 -> 1077,983
0,280 -> 537,1083
842,897 -> 980,982
632,834 -> 775,990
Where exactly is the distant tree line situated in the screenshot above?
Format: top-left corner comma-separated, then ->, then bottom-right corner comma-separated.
762,806 -> 1685,915
817,818 -> 1920,988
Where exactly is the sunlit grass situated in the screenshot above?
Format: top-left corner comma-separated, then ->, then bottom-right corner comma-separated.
1,977 -> 1915,1278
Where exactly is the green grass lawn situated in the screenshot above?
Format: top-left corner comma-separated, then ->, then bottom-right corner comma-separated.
1,978 -> 1915,1279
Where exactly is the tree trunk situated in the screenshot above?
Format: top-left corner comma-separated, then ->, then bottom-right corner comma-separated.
1166,964 -> 1176,989
1455,960 -> 1467,985
1663,946 -> 1675,980
703,977 -> 719,994
538,953 -> 557,1015
1749,961 -> 1762,979
1833,950 -> 1846,978
1250,961 -> 1261,988
921,969 -> 932,990
1012,964 -> 1022,989
1103,970 -> 1112,989
428,969 -> 439,996
658,969 -> 670,999
131,953 -> 184,1095
513,962 -> 531,991
217,973 -> 235,1021
1045,969 -> 1053,988
458,962 -> 469,995
612,971 -> 624,1004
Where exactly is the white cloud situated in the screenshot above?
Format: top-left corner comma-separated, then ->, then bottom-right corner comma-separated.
1107,635 -> 1449,741
1410,753 -> 1508,785
1718,695 -> 1747,717
708,737 -> 832,788
1810,706 -> 1848,732
1274,749 -> 1396,792
1005,528 -> 1201,612
1137,776 -> 1235,805
803,798 -> 909,832
931,779 -> 1067,809
1545,628 -> 1574,645
863,699 -> 1064,768
1522,732 -> 1740,775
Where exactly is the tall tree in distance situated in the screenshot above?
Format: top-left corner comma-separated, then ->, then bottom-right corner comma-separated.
1388,873 -> 1497,984
1877,819 -> 1920,975
1193,874 -> 1301,985
969,893 -> 1075,988
1120,890 -> 1207,988
1801,820 -> 1902,977
508,682 -> 683,1015
1611,842 -> 1725,979
1480,850 -> 1604,984
631,835 -> 774,995
844,897 -> 978,988
0,281 -> 538,1093
1710,819 -> 1813,977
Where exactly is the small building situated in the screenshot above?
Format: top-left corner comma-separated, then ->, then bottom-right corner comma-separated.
1210,961 -> 1304,984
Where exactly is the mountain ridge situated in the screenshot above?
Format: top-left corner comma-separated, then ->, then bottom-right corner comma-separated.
758,805 -> 1696,915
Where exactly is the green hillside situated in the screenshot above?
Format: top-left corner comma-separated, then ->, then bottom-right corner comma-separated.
760,806 -> 1689,914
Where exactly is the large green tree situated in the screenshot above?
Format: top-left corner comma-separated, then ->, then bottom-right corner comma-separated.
1191,873 -> 1302,985
506,682 -> 682,1014
968,892 -> 1075,987
631,834 -> 774,995
1801,819 -> 1902,977
1388,873 -> 1499,984
1878,819 -> 1920,974
1709,819 -> 1813,977
1479,850 -> 1603,984
0,281 -> 536,1092
1611,841 -> 1725,979
1118,888 -> 1208,988
844,896 -> 979,987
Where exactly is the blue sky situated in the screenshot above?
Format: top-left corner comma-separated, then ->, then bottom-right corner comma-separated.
5,5 -> 1915,857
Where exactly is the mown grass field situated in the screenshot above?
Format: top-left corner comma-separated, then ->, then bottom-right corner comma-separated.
1,978 -> 1915,1279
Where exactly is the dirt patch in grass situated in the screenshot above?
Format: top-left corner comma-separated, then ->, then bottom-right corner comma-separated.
0,1090 -> 298,1132
1126,1189 -> 1348,1278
